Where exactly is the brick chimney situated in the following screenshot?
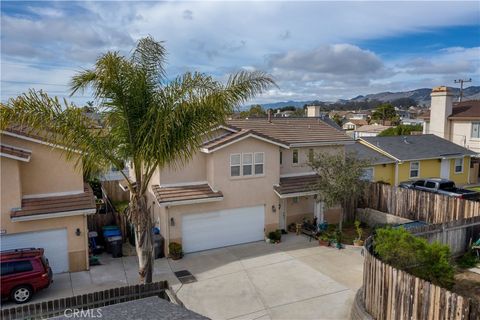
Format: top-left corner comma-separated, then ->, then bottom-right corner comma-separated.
429,86 -> 453,139
307,105 -> 321,117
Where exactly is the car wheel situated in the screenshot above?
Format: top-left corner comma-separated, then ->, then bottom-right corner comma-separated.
11,285 -> 33,304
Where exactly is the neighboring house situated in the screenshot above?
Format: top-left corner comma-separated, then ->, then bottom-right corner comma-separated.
422,86 -> 480,154
343,119 -> 368,131
347,134 -> 476,186
141,118 -> 354,254
0,126 -> 95,273
274,110 -> 295,117
353,123 -> 392,139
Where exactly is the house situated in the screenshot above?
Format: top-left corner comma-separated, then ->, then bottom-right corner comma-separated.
0,125 -> 96,273
343,119 -> 368,131
422,86 -> 480,154
353,123 -> 392,139
347,134 -> 476,186
142,118 -> 354,254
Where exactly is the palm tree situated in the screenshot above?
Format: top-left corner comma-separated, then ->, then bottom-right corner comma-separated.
1,37 -> 274,283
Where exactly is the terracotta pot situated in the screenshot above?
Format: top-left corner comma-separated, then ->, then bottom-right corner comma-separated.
353,239 -> 364,247
318,239 -> 330,247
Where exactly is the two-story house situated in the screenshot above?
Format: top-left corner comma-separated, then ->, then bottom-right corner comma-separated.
0,126 -> 95,273
143,117 -> 353,254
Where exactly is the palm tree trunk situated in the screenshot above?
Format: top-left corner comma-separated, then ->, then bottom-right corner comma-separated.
130,193 -> 154,284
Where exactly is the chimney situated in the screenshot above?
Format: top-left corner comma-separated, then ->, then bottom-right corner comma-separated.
267,109 -> 272,123
429,86 -> 453,139
306,105 -> 321,117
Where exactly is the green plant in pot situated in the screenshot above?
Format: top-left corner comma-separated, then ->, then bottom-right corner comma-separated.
169,242 -> 183,260
268,230 -> 282,243
318,232 -> 330,246
335,230 -> 344,249
353,220 -> 364,246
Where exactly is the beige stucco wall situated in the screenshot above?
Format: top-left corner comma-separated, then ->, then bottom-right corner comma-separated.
158,152 -> 207,185
450,121 -> 480,154
2,135 -> 84,196
280,145 -> 345,175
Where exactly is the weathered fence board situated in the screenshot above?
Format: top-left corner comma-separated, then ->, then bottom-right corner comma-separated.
362,238 -> 479,320
361,183 -> 480,224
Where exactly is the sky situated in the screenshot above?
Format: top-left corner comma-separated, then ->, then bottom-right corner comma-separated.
1,1 -> 479,106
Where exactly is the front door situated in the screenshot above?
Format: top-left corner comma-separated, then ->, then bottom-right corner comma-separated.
440,159 -> 450,179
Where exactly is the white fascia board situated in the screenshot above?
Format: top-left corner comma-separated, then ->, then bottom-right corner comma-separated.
289,140 -> 355,147
161,196 -> 223,207
1,131 -> 82,154
23,190 -> 85,199
11,208 -> 96,222
201,133 -> 289,153
159,181 -> 209,188
0,153 -> 31,162
274,189 -> 318,199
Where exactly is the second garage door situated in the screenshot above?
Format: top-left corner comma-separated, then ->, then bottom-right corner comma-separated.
182,205 -> 265,253
0,229 -> 69,273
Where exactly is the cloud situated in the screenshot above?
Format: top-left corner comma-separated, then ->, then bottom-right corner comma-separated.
182,9 -> 193,20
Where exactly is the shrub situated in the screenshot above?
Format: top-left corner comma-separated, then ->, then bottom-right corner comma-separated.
374,227 -> 454,289
268,230 -> 282,241
457,250 -> 480,269
169,242 -> 183,256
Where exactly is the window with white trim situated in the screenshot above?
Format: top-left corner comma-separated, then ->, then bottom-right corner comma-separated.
242,153 -> 253,176
471,122 -> 480,138
454,158 -> 463,173
410,161 -> 419,178
254,152 -> 264,175
292,149 -> 299,164
361,167 -> 374,181
230,154 -> 241,177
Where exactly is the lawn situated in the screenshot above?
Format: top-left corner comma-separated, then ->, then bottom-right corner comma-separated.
466,186 -> 480,192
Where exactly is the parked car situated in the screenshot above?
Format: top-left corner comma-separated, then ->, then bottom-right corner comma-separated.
1,248 -> 52,303
399,178 -> 479,200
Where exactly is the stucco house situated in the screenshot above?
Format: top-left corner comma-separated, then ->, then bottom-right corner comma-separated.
141,117 -> 353,254
0,125 -> 96,273
347,134 -> 476,186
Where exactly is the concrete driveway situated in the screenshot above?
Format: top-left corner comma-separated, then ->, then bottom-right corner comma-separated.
1,234 -> 364,320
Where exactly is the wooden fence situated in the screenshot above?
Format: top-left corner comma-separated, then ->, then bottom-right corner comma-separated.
409,216 -> 480,256
362,238 -> 479,320
1,281 -> 173,320
361,183 -> 480,224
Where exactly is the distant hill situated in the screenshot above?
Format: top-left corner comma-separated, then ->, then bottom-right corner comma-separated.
259,86 -> 480,110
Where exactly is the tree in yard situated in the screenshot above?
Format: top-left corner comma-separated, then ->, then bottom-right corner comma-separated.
371,103 -> 399,125
378,124 -> 423,136
308,152 -> 370,230
0,37 -> 274,283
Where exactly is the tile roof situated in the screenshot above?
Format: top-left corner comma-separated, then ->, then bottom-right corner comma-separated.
226,118 -> 353,146
152,184 -> 223,205
3,124 -> 54,142
0,144 -> 31,162
201,129 -> 288,152
274,174 -> 320,197
361,134 -> 477,161
420,100 -> 480,120
346,142 -> 395,165
11,184 -> 96,219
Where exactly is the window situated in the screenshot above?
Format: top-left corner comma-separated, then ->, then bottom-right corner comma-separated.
242,153 -> 253,176
254,152 -> 264,175
280,151 -> 283,165
292,197 -> 299,204
425,181 -> 436,189
413,180 -> 425,187
308,149 -> 314,162
1,261 -> 33,276
471,122 -> 480,138
230,154 -> 241,177
292,149 -> 299,164
454,158 -> 463,173
361,167 -> 374,181
410,162 -> 419,178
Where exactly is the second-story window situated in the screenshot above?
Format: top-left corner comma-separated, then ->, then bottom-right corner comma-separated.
230,154 -> 241,177
243,153 -> 253,176
471,122 -> 480,138
292,149 -> 299,164
254,152 -> 264,175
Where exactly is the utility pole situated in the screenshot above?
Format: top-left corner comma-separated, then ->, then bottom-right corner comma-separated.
454,78 -> 472,102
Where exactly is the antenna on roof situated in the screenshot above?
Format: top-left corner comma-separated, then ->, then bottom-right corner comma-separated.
454,78 -> 472,102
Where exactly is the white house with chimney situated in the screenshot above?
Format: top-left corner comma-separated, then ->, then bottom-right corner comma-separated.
422,86 -> 480,155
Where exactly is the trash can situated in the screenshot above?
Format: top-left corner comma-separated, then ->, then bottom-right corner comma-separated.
103,226 -> 121,253
153,234 -> 164,259
108,236 -> 123,258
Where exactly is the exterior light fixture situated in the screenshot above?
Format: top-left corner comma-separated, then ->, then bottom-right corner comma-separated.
75,228 -> 81,236
170,217 -> 175,226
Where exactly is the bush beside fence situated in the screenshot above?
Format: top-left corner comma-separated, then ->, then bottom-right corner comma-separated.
361,183 -> 480,224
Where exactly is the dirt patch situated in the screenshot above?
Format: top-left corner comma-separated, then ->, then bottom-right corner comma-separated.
452,270 -> 480,302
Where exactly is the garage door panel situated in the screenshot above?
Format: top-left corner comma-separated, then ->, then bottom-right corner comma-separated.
182,206 -> 265,253
0,229 -> 69,273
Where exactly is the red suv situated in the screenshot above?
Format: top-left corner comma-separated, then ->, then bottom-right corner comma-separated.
1,248 -> 53,304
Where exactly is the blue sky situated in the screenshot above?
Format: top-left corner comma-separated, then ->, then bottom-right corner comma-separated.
1,1 -> 479,105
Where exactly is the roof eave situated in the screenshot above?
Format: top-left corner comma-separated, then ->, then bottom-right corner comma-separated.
11,208 -> 96,222
159,196 -> 224,207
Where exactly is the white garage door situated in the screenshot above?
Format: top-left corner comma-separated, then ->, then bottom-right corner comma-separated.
1,229 -> 69,273
182,205 -> 265,253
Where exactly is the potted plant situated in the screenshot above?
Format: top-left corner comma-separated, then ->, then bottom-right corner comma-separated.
318,233 -> 330,246
334,230 -> 343,249
353,220 -> 364,247
169,242 -> 183,260
268,230 -> 282,244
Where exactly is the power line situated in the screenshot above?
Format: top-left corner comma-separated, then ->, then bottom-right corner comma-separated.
454,78 -> 472,102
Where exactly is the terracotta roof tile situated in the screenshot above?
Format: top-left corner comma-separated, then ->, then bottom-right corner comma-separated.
11,184 -> 96,219
421,100 -> 480,120
201,129 -> 288,152
274,174 -> 319,196
0,144 -> 31,161
226,118 -> 352,145
152,184 -> 223,205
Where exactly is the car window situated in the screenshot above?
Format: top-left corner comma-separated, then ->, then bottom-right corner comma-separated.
413,180 -> 425,186
439,182 -> 455,190
425,181 -> 436,188
13,260 -> 34,273
1,262 -> 14,276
